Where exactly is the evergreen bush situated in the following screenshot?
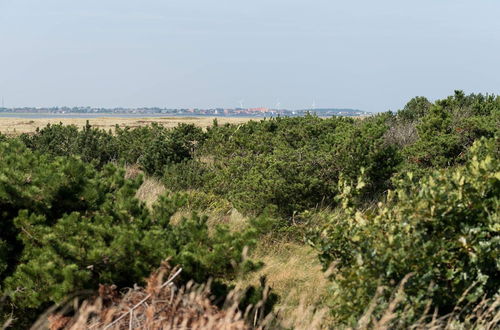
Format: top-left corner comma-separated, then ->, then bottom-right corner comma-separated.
0,140 -> 261,326
309,137 -> 500,324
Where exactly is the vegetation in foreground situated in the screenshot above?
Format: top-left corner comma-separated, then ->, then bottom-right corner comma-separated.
0,91 -> 499,329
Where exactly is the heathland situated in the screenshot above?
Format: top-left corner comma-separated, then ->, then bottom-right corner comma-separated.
0,91 -> 499,329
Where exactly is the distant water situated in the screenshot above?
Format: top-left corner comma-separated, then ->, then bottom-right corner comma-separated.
0,113 -> 251,119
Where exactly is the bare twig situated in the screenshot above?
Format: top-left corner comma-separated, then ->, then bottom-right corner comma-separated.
103,267 -> 182,329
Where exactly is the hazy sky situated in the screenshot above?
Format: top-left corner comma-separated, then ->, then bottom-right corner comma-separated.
1,0 -> 499,112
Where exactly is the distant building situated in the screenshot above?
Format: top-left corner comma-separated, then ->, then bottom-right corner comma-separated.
248,107 -> 269,114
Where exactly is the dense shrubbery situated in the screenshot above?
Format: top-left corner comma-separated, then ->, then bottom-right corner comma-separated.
17,91 -> 499,219
166,114 -> 400,217
1,91 -> 499,328
309,137 -> 499,324
0,140 -> 263,325
20,122 -> 119,168
165,92 -> 498,218
20,121 -> 205,174
394,91 -> 499,180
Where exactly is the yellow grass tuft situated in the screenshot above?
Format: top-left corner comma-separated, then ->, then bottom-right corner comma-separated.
135,177 -> 166,207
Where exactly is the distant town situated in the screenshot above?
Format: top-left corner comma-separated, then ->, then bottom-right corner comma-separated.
0,106 -> 369,117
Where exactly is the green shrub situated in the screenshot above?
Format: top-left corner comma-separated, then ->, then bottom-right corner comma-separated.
169,123 -> 207,155
133,123 -> 205,176
396,91 -> 499,181
20,122 -> 206,175
309,138 -> 500,324
0,140 -> 262,326
138,132 -> 187,176
396,96 -> 432,122
20,122 -> 119,168
114,124 -> 159,164
194,114 -> 399,217
163,160 -> 211,191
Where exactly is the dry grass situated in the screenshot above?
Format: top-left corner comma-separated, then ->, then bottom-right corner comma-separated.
135,177 -> 166,208
353,285 -> 500,330
235,240 -> 331,323
215,208 -> 248,231
31,260 -> 329,330
201,208 -> 248,232
21,259 -> 500,330
134,178 -> 331,324
36,263 -> 249,330
0,116 -> 252,135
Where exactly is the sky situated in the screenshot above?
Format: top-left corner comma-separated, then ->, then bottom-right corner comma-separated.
0,0 -> 499,112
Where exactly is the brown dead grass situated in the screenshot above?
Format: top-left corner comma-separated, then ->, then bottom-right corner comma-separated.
0,116 -> 252,135
25,251 -> 500,330
30,266 -> 500,330
39,262 -> 249,330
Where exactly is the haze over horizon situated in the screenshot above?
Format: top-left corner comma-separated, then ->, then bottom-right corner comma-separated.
1,0 -> 499,112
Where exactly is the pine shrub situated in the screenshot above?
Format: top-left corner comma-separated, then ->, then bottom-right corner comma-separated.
0,140 -> 261,326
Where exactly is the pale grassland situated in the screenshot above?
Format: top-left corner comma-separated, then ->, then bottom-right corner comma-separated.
0,116 -> 252,135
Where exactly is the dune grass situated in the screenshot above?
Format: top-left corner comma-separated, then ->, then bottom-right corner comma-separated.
234,238 -> 331,324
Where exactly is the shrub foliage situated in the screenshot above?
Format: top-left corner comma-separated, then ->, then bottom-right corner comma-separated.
1,91 -> 499,327
0,140 -> 261,324
309,138 -> 500,323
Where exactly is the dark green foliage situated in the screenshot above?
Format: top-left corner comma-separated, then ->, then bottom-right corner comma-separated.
404,105 -> 463,168
1,139 -> 105,283
169,123 -> 207,155
19,123 -> 79,157
0,140 -> 261,326
189,114 -> 399,216
309,138 -> 500,324
163,160 -> 211,191
138,129 -> 189,176
396,96 -> 432,122
20,122 -> 119,168
398,91 -> 499,178
20,122 -> 206,175
114,123 -> 206,175
114,124 -> 160,164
